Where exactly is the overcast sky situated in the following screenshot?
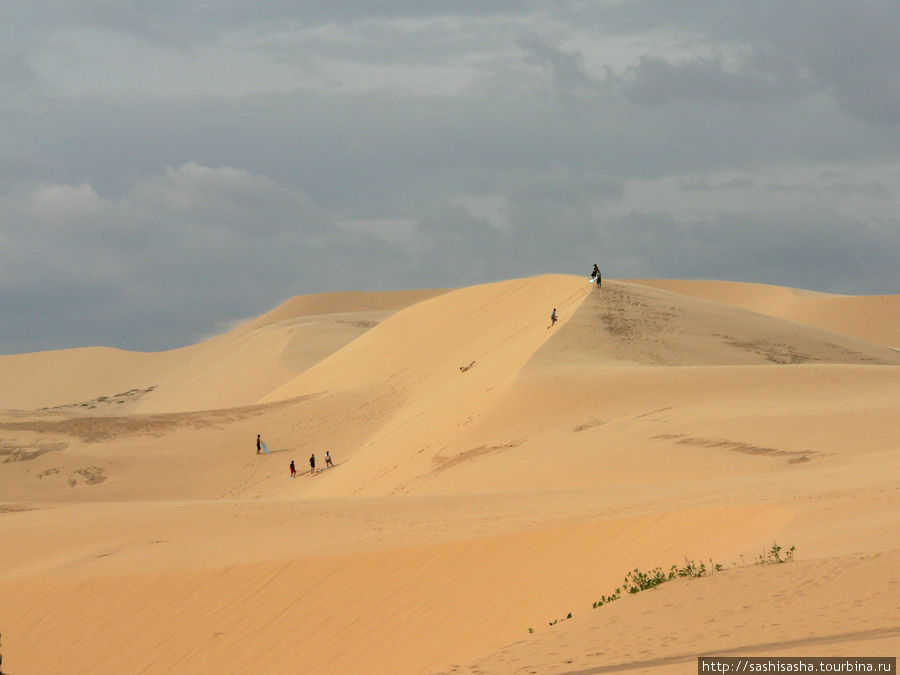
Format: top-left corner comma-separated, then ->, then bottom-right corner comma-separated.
2,1 -> 899,354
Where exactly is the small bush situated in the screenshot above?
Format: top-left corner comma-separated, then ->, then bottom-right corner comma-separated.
757,542 -> 796,565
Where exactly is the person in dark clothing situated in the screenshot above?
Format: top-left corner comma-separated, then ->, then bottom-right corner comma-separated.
310,453 -> 316,475
591,264 -> 601,287
257,434 -> 262,454
290,460 -> 296,478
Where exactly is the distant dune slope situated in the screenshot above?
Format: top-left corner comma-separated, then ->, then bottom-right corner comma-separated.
630,279 -> 900,347
0,289 -> 445,412
245,288 -> 447,330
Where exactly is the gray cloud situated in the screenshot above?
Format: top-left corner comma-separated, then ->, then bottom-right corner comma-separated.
0,165 -> 342,352
518,35 -> 598,101
616,54 -> 810,105
1,1 -> 898,354
741,1 -> 900,126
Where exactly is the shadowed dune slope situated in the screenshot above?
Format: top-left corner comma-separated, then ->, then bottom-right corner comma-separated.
630,279 -> 900,347
531,281 -> 900,369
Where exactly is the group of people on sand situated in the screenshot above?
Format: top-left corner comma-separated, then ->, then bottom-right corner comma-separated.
549,264 -> 602,328
257,435 -> 334,477
288,451 -> 334,478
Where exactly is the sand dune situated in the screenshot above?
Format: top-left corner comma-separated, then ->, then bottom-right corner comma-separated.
447,549 -> 900,673
0,276 -> 897,673
0,288 -> 445,413
0,500 -> 793,673
630,279 -> 900,347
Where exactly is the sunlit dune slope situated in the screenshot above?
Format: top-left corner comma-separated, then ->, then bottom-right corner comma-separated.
0,288 -> 445,413
448,549 -> 900,674
261,275 -> 591,403
630,279 -> 900,347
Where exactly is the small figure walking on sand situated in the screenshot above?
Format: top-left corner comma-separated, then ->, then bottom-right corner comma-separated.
325,451 -> 334,468
310,453 -> 316,475
290,460 -> 296,478
591,264 -> 601,287
549,308 -> 558,328
257,434 -> 262,455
